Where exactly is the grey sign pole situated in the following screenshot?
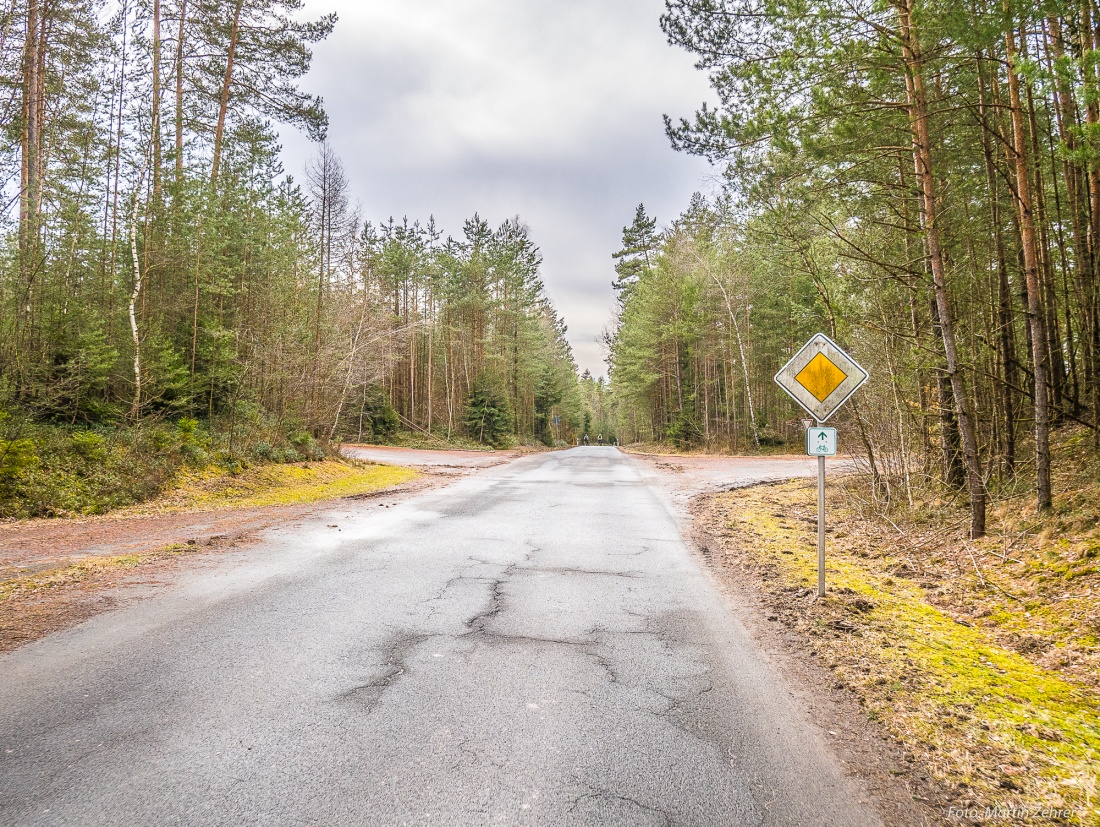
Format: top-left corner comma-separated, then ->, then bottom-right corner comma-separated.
817,423 -> 826,597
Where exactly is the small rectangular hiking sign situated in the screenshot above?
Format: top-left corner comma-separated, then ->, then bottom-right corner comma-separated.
806,427 -> 836,457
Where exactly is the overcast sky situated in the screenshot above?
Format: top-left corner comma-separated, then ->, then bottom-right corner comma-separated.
279,0 -> 716,377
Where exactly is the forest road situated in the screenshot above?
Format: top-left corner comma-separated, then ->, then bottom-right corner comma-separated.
0,447 -> 882,827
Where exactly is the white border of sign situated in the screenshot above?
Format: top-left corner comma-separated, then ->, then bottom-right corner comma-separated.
773,332 -> 868,423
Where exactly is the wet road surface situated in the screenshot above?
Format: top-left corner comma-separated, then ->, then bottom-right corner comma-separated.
0,448 -> 879,826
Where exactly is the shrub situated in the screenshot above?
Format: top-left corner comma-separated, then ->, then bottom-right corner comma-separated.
0,437 -> 39,482
251,441 -> 279,462
356,390 -> 400,441
464,384 -> 513,447
70,431 -> 107,462
290,431 -> 325,461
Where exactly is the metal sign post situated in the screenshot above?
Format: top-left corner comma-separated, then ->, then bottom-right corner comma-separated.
774,334 -> 867,598
818,443 -> 826,597
806,425 -> 836,597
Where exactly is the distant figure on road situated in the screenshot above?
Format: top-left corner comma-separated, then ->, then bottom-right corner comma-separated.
583,434 -> 589,445
597,433 -> 603,446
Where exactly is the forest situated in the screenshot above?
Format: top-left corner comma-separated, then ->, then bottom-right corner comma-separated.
608,0 -> 1100,536
0,0 -> 586,516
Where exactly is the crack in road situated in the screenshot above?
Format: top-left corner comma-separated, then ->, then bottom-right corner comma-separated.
464,569 -> 512,633
568,787 -> 675,826
518,566 -> 640,579
336,629 -> 431,712
461,541 -> 541,634
650,679 -> 716,719
452,735 -> 506,773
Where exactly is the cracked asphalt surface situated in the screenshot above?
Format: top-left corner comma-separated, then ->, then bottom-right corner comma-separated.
0,448 -> 881,826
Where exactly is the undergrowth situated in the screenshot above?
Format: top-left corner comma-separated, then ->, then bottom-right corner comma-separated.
708,429 -> 1100,826
0,408 -> 333,519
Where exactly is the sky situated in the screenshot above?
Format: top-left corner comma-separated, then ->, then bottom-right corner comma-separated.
279,0 -> 717,377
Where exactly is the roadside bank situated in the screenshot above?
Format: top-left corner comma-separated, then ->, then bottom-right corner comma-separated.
695,479 -> 1099,826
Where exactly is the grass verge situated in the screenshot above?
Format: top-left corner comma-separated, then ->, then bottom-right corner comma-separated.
126,459 -> 418,514
703,480 -> 1099,826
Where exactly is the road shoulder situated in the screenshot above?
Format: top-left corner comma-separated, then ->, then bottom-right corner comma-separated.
627,451 -> 945,827
690,479 -> 1097,827
0,449 -> 505,655
688,488 -> 947,827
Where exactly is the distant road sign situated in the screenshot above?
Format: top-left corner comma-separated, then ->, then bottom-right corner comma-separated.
806,427 -> 837,457
774,333 -> 868,422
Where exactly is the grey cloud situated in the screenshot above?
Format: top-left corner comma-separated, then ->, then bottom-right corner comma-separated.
282,0 -> 715,376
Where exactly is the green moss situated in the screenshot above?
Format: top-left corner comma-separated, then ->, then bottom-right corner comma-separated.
133,459 -> 418,513
721,481 -> 1100,823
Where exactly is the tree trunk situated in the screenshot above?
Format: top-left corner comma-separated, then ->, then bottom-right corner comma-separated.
897,0 -> 986,536
129,167 -> 148,420
151,0 -> 162,207
975,51 -> 1017,477
210,0 -> 244,186
1004,8 -> 1053,512
1081,0 -> 1100,439
19,0 -> 41,325
1046,15 -> 1091,414
174,0 -> 186,176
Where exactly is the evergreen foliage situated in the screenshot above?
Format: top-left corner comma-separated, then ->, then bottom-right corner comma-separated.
608,0 -> 1100,534
0,0 -> 588,516
463,383 -> 513,447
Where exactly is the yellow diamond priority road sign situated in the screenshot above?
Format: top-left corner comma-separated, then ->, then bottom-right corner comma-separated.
774,333 -> 868,422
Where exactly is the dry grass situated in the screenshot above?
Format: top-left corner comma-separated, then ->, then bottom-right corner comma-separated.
0,544 -> 196,604
124,459 -> 418,514
704,456 -> 1100,825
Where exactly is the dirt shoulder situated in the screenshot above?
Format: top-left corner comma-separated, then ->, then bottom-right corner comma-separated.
627,449 -> 819,492
692,479 -> 1097,827
0,460 -> 423,579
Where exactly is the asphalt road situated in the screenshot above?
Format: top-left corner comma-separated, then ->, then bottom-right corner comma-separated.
0,448 -> 881,827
